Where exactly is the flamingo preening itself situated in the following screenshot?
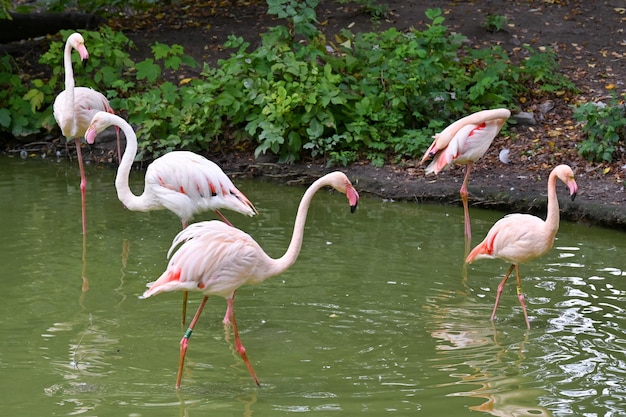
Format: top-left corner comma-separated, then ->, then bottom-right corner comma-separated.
85,111 -> 258,325
53,32 -> 118,236
465,164 -> 578,328
140,171 -> 359,388
420,109 -> 511,243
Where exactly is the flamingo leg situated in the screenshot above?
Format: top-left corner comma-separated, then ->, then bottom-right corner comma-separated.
225,295 -> 260,386
181,219 -> 189,326
491,264 -> 515,322
181,291 -> 188,326
214,209 -> 234,227
223,292 -> 235,325
79,229 -> 89,309
515,265 -> 531,329
75,138 -> 87,236
115,126 -> 122,163
460,163 -> 473,243
176,295 -> 209,389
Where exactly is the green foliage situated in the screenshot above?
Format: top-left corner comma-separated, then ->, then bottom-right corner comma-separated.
518,45 -> 576,93
0,25 -> 190,151
0,55 -> 54,136
0,0 -> 10,19
573,97 -> 626,162
483,13 -> 507,33
1,6 -> 578,167
267,0 -> 320,38
334,0 -> 391,21
44,0 -> 161,14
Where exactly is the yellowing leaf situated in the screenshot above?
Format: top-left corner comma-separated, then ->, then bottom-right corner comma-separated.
603,167 -> 611,175
179,78 -> 193,86
606,83 -> 616,90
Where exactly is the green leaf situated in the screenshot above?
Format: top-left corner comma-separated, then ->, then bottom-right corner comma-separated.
306,117 -> 324,138
136,59 -> 161,82
23,88 -> 44,112
0,108 -> 11,127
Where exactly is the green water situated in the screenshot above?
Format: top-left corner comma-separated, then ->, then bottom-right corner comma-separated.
1,155 -> 625,416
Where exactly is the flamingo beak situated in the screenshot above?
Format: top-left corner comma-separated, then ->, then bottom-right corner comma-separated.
568,180 -> 578,201
346,185 -> 359,213
76,44 -> 89,68
85,125 -> 97,145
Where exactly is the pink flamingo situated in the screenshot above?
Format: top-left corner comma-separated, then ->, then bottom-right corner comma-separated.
85,111 -> 258,325
140,171 -> 359,388
465,164 -> 578,328
53,32 -> 117,236
420,109 -> 511,242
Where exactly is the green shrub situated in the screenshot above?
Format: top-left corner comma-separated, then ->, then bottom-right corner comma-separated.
1,5 -> 578,167
483,14 -> 507,33
0,54 -> 55,137
573,97 -> 626,162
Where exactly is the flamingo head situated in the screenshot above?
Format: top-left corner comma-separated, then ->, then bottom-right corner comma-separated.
68,33 -> 89,64
84,111 -> 114,144
325,171 -> 360,213
555,164 -> 578,201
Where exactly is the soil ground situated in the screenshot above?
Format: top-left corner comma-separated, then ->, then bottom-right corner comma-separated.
6,0 -> 626,230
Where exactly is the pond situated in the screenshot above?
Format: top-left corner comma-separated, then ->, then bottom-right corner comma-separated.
1,154 -> 625,416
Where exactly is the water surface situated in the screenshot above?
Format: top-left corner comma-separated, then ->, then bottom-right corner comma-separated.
0,155 -> 625,416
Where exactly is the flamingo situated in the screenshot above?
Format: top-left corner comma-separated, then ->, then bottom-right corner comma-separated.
420,108 -> 511,243
140,171 -> 359,388
85,111 -> 258,325
53,32 -> 117,236
465,164 -> 578,328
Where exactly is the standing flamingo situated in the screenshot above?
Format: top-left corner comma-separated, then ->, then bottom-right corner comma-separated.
465,165 -> 578,328
420,109 -> 511,243
85,111 -> 258,324
53,32 -> 117,236
140,171 -> 359,388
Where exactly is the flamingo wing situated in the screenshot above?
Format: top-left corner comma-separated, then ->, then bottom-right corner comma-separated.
466,214 -> 553,264
420,108 -> 511,166
54,87 -> 114,139
145,151 -> 257,222
424,124 -> 469,174
142,221 -> 265,299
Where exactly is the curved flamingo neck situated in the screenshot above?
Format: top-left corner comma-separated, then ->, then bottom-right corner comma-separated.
269,176 -> 330,276
110,115 -> 150,211
544,169 -> 561,235
60,40 -> 77,136
63,40 -> 76,92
